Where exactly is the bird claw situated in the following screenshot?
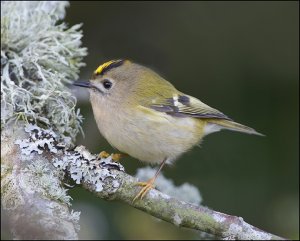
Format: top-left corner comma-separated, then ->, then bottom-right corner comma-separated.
133,178 -> 156,202
98,151 -> 110,159
98,151 -> 123,162
111,153 -> 122,162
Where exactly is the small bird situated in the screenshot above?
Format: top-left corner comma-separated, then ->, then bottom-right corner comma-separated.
74,59 -> 263,201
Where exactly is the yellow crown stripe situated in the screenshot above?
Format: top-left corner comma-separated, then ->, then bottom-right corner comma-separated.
95,59 -> 128,75
94,60 -> 118,75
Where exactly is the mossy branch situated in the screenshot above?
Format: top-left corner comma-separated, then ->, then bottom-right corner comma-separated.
1,124 -> 80,240
1,123 -> 285,240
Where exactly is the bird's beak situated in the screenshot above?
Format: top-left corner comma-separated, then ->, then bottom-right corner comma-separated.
73,81 -> 103,94
73,81 -> 92,88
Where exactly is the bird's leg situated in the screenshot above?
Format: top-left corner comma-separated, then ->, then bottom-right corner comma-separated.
133,158 -> 168,202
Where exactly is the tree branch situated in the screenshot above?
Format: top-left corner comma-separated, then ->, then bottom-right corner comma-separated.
2,123 -> 285,240
88,172 -> 285,240
1,124 -> 79,240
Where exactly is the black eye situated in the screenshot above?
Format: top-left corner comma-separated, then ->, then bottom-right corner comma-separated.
102,79 -> 112,89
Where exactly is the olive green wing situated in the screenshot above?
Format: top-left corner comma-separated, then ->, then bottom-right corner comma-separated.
142,93 -> 232,120
139,92 -> 264,136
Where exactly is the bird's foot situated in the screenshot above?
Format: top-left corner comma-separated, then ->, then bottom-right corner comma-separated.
111,153 -> 123,162
133,177 -> 156,202
98,151 -> 123,162
98,151 -> 110,159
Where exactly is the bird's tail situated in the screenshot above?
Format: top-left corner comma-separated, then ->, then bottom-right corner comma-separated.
207,119 -> 264,136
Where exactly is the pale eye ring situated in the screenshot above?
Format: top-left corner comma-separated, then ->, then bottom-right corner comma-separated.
102,79 -> 112,90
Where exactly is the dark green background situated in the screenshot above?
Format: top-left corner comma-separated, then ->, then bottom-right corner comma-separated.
66,1 -> 298,239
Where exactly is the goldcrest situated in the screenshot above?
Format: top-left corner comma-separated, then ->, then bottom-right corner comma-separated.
74,59 -> 263,201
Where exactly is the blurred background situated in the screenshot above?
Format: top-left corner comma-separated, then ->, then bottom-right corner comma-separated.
65,1 -> 298,239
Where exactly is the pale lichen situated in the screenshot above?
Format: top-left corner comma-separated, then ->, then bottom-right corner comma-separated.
24,159 -> 72,204
15,124 -> 59,155
5,124 -> 73,209
7,122 -> 126,238
1,125 -> 81,238
53,146 -> 125,193
1,1 -> 87,144
1,2 -> 87,239
15,123 -> 125,195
